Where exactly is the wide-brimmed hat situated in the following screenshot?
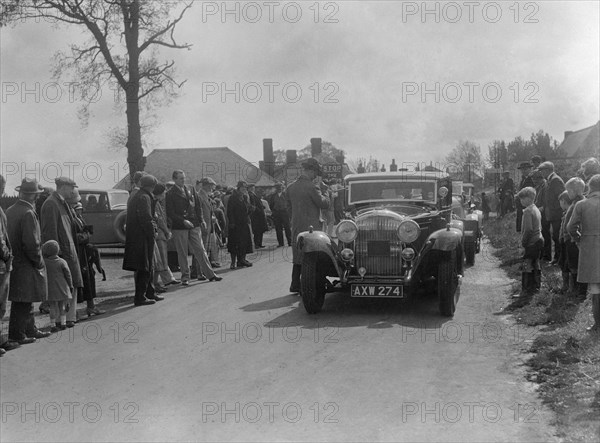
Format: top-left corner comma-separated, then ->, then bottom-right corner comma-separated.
15,178 -> 44,194
302,158 -> 321,175
517,162 -> 533,170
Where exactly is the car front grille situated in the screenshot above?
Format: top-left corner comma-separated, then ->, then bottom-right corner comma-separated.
355,216 -> 403,276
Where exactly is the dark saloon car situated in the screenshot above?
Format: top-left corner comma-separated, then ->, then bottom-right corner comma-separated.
79,189 -> 129,247
297,171 -> 466,316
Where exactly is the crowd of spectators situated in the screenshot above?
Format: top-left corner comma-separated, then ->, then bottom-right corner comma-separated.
510,156 -> 600,334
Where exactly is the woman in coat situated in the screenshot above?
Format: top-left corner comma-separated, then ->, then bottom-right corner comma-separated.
227,181 -> 254,269
567,174 -> 600,332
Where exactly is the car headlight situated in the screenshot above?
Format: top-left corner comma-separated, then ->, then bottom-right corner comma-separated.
336,220 -> 358,243
401,248 -> 416,261
397,220 -> 420,243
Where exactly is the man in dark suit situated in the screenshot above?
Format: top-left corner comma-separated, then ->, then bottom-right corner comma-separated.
515,162 -> 535,232
122,174 -> 160,305
268,182 -> 292,247
498,172 -> 515,217
248,184 -> 268,249
537,161 -> 565,263
286,159 -> 330,293
6,178 -> 51,343
166,170 -> 221,285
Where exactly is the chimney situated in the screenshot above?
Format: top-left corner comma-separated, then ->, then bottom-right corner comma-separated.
390,159 -> 397,172
564,131 -> 573,141
286,149 -> 297,164
262,138 -> 274,176
310,138 -> 322,157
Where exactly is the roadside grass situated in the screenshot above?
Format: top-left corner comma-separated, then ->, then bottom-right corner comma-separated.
484,212 -> 600,442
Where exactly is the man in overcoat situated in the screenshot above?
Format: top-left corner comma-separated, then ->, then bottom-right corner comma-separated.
41,177 -> 83,326
537,161 -> 565,263
166,170 -> 221,285
268,182 -> 292,247
515,162 -> 534,232
6,178 -> 51,343
285,158 -> 330,293
197,177 -> 220,267
248,184 -> 268,249
123,174 -> 160,305
567,174 -> 600,332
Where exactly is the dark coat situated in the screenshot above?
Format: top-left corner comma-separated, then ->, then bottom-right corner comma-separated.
227,190 -> 253,256
6,200 -> 47,303
72,212 -> 94,302
44,255 -> 73,302
41,193 -> 83,288
249,191 -> 268,234
285,175 -> 330,264
567,191 -> 600,282
0,206 -> 12,274
544,172 -> 566,222
122,189 -> 157,272
166,185 -> 204,230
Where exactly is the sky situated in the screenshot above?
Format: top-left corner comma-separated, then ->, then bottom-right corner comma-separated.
1,0 -> 599,190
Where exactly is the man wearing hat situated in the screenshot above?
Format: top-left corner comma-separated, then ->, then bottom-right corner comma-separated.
515,162 -> 535,232
41,177 -> 83,327
537,161 -> 565,263
268,182 -> 292,247
285,158 -> 330,293
6,178 -> 51,343
248,184 -> 268,249
498,171 -> 515,217
197,177 -> 220,268
166,170 -> 221,285
123,174 -> 162,305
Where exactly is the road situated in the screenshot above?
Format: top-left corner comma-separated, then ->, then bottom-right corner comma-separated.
0,239 -> 557,442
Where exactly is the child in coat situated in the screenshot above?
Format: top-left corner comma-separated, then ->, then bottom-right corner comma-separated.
515,187 -> 544,298
42,240 -> 73,331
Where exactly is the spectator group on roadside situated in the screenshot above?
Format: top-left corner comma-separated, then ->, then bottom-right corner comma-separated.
508,155 -> 600,334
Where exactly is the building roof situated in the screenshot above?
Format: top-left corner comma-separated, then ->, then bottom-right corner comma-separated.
114,147 -> 276,190
559,121 -> 600,158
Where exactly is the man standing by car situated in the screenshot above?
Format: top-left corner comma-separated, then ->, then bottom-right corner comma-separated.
268,182 -> 292,247
537,161 -> 566,264
6,178 -> 51,343
286,158 -> 330,293
166,170 -> 222,285
123,174 -> 161,306
41,177 -> 83,327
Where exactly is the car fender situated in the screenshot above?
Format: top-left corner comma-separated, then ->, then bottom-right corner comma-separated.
297,230 -> 342,277
428,226 -> 463,252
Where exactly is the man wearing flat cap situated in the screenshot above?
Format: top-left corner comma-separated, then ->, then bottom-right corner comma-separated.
268,182 -> 292,247
123,174 -> 162,305
41,177 -> 83,327
498,171 -> 515,217
285,158 -> 330,293
515,162 -> 535,232
536,161 -> 565,263
6,178 -> 51,343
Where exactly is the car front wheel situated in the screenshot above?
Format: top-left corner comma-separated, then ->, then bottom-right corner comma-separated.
301,252 -> 327,314
438,250 -> 460,317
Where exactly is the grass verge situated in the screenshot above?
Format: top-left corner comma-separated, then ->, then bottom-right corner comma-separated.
484,213 -> 600,442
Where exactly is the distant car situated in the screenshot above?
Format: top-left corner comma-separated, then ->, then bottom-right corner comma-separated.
79,189 -> 129,247
297,171 -> 466,317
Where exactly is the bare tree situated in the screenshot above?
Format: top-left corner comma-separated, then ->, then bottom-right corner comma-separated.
1,0 -> 192,180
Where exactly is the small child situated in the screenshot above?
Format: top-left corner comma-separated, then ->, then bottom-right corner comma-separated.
514,187 -> 544,298
42,240 -> 73,332
557,190 -> 572,293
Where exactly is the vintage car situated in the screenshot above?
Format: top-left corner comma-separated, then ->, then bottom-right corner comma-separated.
78,189 -> 129,247
297,171 -> 466,317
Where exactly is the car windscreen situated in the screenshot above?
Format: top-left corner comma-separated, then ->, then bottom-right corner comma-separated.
108,192 -> 129,209
349,180 -> 436,204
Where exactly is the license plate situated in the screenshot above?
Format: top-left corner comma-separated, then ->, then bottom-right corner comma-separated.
351,284 -> 404,298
